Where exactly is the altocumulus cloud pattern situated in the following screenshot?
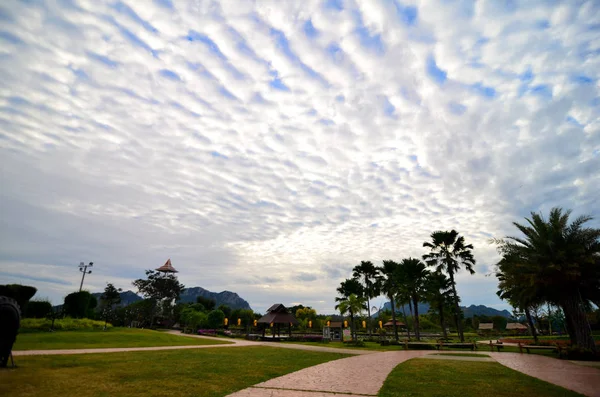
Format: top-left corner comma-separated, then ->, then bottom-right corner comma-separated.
0,0 -> 599,312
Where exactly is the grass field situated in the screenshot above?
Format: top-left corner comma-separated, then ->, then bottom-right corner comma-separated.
13,328 -> 232,350
1,346 -> 349,397
379,358 -> 583,397
433,353 -> 490,358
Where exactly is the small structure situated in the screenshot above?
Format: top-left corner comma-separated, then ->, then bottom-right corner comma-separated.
156,258 -> 178,273
323,321 -> 343,341
257,304 -> 299,340
383,320 -> 406,328
478,323 -> 493,331
506,322 -> 528,333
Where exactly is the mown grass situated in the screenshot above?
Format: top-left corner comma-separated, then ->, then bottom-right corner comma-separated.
379,358 -> 583,397
0,347 -> 349,397
433,353 -> 490,358
13,328 -> 231,350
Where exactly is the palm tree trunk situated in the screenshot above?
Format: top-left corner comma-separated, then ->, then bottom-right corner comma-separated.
366,278 -> 371,337
350,311 -> 356,342
390,295 -> 399,342
449,272 -> 464,342
524,306 -> 538,343
413,296 -> 420,341
438,301 -> 447,338
560,294 -> 596,352
401,302 -> 411,339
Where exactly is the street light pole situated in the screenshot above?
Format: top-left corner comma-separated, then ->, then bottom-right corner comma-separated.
78,261 -> 93,292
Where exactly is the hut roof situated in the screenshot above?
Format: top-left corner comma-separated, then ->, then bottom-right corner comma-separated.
257,304 -> 299,325
156,259 -> 178,273
506,322 -> 528,330
479,323 -> 493,330
329,321 -> 343,328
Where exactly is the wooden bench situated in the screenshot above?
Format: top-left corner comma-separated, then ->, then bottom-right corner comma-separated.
438,342 -> 477,351
518,343 -> 559,354
487,341 -> 504,352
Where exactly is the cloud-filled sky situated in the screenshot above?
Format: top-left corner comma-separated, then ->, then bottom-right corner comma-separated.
1,0 -> 599,314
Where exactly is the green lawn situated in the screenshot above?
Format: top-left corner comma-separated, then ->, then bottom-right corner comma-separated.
379,358 -> 583,397
13,328 -> 232,350
0,346 -> 349,397
433,353 -> 490,358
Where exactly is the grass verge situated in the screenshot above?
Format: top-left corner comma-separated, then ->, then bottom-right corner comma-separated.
433,353 -> 490,358
1,346 -> 349,397
13,328 -> 232,350
379,358 -> 583,397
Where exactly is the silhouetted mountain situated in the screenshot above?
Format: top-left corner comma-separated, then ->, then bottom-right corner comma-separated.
377,301 -> 511,318
90,287 -> 251,311
178,287 -> 252,310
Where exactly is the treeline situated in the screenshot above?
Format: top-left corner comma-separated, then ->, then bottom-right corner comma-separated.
335,229 -> 476,342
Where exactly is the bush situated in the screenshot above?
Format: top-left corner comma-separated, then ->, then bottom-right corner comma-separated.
344,340 -> 366,347
560,347 -> 600,361
24,300 -> 52,318
63,291 -> 96,318
20,317 -> 111,331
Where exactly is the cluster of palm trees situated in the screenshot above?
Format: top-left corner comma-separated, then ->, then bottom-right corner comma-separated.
335,230 -> 476,342
495,208 -> 599,353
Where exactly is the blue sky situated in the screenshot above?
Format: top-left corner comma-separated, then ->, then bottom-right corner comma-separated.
0,0 -> 599,313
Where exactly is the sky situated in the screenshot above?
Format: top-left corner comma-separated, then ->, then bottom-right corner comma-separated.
0,0 -> 599,315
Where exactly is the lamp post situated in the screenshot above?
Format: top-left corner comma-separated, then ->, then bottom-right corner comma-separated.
78,261 -> 93,292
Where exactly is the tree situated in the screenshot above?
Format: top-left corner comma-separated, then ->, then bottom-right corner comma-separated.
100,283 -> 122,329
352,261 -> 380,334
335,294 -> 366,342
218,304 -> 232,319
423,272 -> 453,338
196,296 -> 216,311
423,230 -> 476,342
378,260 -> 401,342
63,291 -> 94,318
132,270 -> 185,326
494,208 -> 599,352
207,309 -> 225,329
335,278 -> 364,302
398,258 -> 429,341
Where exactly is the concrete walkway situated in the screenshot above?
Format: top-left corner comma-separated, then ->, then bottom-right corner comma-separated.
227,351 -> 431,397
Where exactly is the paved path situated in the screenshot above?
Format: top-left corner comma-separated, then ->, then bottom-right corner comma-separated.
227,351 -> 431,397
490,352 -> 600,397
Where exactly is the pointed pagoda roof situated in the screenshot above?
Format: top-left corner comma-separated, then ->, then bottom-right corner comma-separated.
156,258 -> 178,273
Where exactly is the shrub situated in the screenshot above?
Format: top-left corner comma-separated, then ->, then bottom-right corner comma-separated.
20,317 -> 111,331
560,347 -> 600,361
24,300 -> 52,318
344,340 -> 366,347
63,291 -> 96,319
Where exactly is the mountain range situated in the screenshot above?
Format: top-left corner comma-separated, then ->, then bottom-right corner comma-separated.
378,301 -> 511,319
91,287 -> 252,310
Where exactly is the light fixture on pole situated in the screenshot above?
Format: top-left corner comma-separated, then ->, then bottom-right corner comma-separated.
78,261 -> 93,292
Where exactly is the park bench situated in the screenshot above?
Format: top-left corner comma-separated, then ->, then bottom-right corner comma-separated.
487,341 -> 505,352
437,341 -> 477,351
518,342 -> 559,354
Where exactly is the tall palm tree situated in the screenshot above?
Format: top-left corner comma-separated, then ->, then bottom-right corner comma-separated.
495,208 -> 599,352
423,230 -> 476,342
423,272 -> 453,338
335,294 -> 367,342
335,278 -> 364,303
398,258 -> 429,341
378,260 -> 401,342
352,261 -> 380,335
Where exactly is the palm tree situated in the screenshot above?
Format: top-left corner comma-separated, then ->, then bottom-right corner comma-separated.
335,294 -> 367,342
335,278 -> 364,303
423,272 -> 453,338
398,258 -> 429,341
378,260 -> 401,342
495,208 -> 599,352
423,230 -> 476,342
352,261 -> 380,335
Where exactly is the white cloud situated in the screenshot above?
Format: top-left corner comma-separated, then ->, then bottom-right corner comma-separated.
0,0 -> 599,314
